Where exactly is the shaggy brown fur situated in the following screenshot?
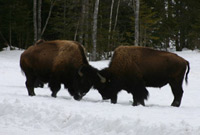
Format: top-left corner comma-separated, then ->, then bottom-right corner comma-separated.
20,40 -> 93,99
95,46 -> 190,107
110,46 -> 189,87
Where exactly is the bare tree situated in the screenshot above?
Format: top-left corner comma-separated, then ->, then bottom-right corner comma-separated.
33,0 -> 37,43
79,0 -> 86,44
85,0 -> 89,48
92,0 -> 100,61
113,0 -> 120,32
9,5 -> 12,48
74,21 -> 79,41
111,0 -> 121,50
127,0 -> 140,46
63,0 -> 66,38
37,0 -> 42,39
33,0 -> 56,43
41,0 -> 57,37
108,0 -> 115,47
134,0 -> 140,46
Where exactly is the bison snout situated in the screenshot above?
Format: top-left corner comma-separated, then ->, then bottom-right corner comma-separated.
73,95 -> 82,101
73,92 -> 87,101
82,92 -> 87,97
73,93 -> 83,101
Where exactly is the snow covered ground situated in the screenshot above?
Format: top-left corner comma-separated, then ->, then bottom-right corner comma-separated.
0,48 -> 200,135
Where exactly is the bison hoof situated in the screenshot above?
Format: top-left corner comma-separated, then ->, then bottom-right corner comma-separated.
132,101 -> 145,106
171,101 -> 180,107
51,93 -> 57,98
28,93 -> 36,96
73,95 -> 82,101
133,102 -> 139,106
111,100 -> 117,104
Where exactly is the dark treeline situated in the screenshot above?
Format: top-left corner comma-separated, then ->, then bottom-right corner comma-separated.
0,0 -> 200,60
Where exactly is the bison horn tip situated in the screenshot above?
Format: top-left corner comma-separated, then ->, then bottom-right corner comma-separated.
78,67 -> 84,77
97,73 -> 106,83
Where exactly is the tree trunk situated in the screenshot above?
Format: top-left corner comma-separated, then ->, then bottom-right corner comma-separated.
9,22 -> 12,47
9,5 -> 12,48
179,0 -> 185,49
134,0 -> 140,46
108,0 -> 115,50
113,0 -> 120,31
80,0 -> 86,44
92,0 -> 100,61
74,21 -> 79,41
111,0 -> 120,49
37,0 -> 42,39
0,31 -> 8,46
85,0 -> 89,48
63,0 -> 66,38
33,0 -> 37,43
175,0 -> 182,51
41,0 -> 56,37
166,0 -> 172,50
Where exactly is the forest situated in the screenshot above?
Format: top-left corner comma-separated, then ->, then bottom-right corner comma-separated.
0,0 -> 200,60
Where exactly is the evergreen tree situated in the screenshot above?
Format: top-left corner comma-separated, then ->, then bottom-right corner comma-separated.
0,0 -> 32,49
0,0 -> 200,53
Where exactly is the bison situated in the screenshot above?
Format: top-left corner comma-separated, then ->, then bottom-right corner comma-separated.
91,46 -> 190,107
20,40 -> 98,100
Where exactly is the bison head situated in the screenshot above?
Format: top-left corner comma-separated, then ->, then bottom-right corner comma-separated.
73,65 -> 100,99
73,66 -> 115,101
93,68 -> 114,100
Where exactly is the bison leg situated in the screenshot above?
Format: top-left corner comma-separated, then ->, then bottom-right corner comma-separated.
48,82 -> 61,98
131,85 -> 148,106
64,83 -> 74,96
110,94 -> 118,104
132,95 -> 145,106
25,76 -> 36,96
68,88 -> 75,96
34,79 -> 44,88
133,98 -> 145,106
169,83 -> 183,107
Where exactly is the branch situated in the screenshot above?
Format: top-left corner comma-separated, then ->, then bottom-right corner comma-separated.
0,31 -> 9,45
41,0 -> 57,37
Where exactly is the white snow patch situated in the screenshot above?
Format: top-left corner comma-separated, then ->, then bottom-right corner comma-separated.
0,49 -> 200,135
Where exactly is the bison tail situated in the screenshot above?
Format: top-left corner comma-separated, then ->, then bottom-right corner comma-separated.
185,61 -> 190,85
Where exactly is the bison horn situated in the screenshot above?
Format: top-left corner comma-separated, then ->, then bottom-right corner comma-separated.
78,67 -> 84,77
97,73 -> 106,83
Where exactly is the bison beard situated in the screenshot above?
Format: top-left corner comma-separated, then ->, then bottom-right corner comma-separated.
94,46 -> 190,107
20,40 -> 97,100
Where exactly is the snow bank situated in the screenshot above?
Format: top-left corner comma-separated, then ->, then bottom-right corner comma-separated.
0,49 -> 200,135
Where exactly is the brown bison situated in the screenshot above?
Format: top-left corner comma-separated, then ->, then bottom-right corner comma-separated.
91,46 -> 190,107
20,40 -> 98,100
